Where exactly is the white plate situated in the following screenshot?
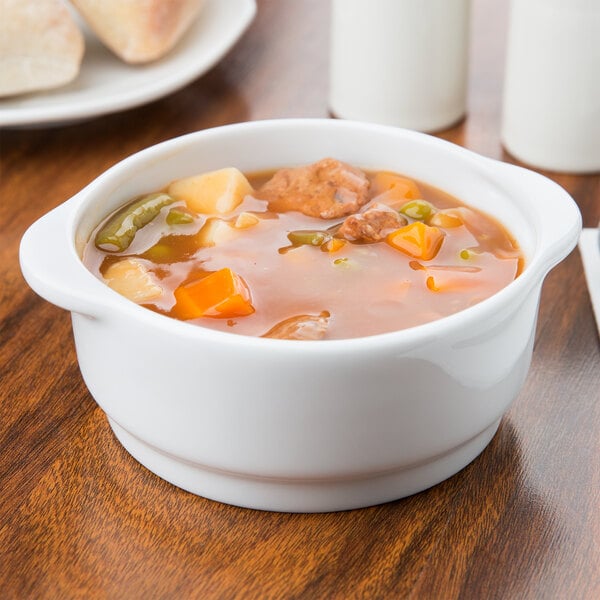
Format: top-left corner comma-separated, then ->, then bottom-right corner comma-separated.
0,0 -> 256,127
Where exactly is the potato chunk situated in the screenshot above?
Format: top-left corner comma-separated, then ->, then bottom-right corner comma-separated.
168,168 -> 254,214
103,258 -> 163,303
234,212 -> 260,229
196,218 -> 237,247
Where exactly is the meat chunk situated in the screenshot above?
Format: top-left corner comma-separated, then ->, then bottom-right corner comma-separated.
258,158 -> 370,219
338,204 -> 407,243
262,311 -> 330,340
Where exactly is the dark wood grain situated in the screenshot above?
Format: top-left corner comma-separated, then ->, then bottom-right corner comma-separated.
1,1 -> 599,598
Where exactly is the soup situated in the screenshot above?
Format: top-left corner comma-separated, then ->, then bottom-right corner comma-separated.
83,158 -> 523,339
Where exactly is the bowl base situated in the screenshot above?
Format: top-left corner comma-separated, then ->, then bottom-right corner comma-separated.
107,418 -> 500,513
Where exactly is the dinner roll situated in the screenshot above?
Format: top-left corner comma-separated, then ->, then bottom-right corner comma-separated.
0,0 -> 84,97
69,0 -> 206,64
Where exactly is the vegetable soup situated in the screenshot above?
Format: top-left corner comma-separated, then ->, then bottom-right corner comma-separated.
83,158 -> 523,339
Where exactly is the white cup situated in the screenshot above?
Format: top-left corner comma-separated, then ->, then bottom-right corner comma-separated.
501,0 -> 600,173
329,0 -> 471,132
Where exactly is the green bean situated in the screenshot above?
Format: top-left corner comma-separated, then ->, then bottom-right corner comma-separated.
287,230 -> 332,247
399,199 -> 436,221
166,207 -> 195,225
95,192 -> 174,252
142,243 -> 175,263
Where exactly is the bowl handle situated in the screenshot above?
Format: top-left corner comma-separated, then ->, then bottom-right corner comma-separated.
19,195 -> 108,319
494,160 -> 582,273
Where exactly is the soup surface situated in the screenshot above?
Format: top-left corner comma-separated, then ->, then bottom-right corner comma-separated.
84,159 -> 523,339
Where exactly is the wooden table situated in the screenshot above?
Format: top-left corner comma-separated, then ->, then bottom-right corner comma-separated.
1,1 -> 599,598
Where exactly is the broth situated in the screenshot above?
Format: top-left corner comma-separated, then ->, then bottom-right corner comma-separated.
83,159 -> 523,340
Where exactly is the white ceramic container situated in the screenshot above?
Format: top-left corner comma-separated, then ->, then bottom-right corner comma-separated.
329,0 -> 471,132
20,119 -> 581,512
501,0 -> 600,173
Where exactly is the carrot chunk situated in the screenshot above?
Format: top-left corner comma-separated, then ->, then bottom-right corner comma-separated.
426,276 -> 441,292
428,211 -> 463,228
372,172 -> 421,200
386,222 -> 445,260
173,268 -> 254,320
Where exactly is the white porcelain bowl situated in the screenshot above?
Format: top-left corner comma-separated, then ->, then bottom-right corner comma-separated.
20,119 -> 581,512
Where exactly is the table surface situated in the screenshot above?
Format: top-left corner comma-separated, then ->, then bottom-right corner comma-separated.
1,1 -> 599,598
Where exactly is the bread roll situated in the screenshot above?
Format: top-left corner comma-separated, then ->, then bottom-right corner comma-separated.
0,0 -> 84,97
69,0 -> 206,64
